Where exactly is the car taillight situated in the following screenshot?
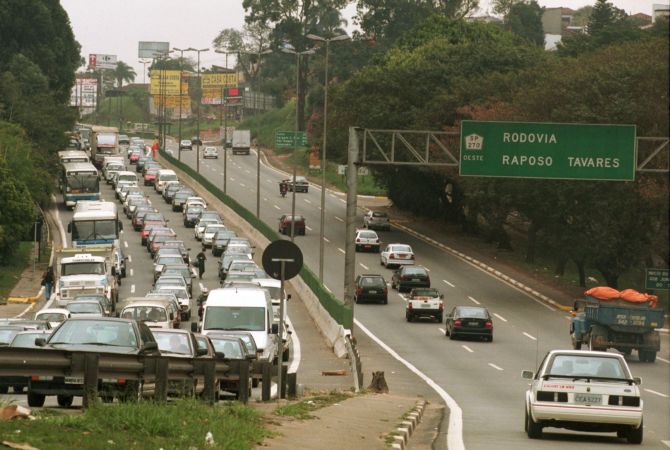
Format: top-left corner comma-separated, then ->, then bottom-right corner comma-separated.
411,255 -> 415,260
485,320 -> 493,329
356,287 -> 363,294
408,303 -> 413,310
454,319 -> 462,327
439,303 -> 444,310
390,254 -> 396,259
383,287 -> 388,294
356,238 -> 360,243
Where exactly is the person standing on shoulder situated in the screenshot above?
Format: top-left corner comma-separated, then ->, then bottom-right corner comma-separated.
196,248 -> 207,279
41,267 -> 54,301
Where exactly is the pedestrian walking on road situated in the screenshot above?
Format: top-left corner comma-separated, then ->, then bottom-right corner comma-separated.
41,266 -> 54,301
196,248 -> 207,279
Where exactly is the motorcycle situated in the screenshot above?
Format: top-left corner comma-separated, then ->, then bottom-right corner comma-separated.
279,182 -> 288,198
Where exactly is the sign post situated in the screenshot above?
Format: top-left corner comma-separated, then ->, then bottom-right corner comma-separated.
645,268 -> 669,290
459,121 -> 636,181
262,240 -> 303,399
275,131 -> 308,148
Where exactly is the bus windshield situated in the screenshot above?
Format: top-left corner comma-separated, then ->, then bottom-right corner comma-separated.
66,173 -> 99,192
72,220 -> 118,241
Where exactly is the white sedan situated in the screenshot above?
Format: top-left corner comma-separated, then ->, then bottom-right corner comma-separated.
523,350 -> 643,443
380,243 -> 415,268
203,147 -> 219,159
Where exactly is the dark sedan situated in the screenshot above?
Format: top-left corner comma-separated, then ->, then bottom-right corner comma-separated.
28,317 -> 160,407
391,266 -> 430,293
354,274 -> 388,304
445,306 -> 493,342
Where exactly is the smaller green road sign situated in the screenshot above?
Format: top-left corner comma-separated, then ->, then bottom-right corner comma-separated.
275,131 -> 308,148
459,121 -> 636,181
645,268 -> 669,290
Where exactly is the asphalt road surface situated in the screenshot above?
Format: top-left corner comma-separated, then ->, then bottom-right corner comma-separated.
173,141 -> 670,450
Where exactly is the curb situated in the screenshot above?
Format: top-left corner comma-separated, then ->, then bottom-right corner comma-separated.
390,400 -> 427,450
7,290 -> 42,305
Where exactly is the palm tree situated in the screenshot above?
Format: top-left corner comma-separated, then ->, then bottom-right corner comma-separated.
113,61 -> 136,88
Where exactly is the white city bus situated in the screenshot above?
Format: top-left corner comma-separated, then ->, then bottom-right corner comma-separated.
60,162 -> 100,207
68,201 -> 122,249
57,150 -> 90,164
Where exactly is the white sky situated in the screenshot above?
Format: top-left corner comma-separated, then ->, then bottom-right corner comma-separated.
60,0 -> 662,83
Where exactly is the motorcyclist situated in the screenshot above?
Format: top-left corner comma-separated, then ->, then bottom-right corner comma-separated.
279,181 -> 288,198
197,287 -> 209,320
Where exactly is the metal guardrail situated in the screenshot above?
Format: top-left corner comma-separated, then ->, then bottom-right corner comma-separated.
0,347 -> 241,406
345,335 -> 363,392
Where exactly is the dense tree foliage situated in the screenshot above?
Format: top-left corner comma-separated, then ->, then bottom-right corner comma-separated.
505,0 -> 544,46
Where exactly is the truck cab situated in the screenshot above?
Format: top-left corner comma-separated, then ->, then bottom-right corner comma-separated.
55,251 -> 118,310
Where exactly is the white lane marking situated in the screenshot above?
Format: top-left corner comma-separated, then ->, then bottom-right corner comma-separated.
523,332 -> 537,341
468,296 -> 480,305
199,283 -> 205,291
245,170 -> 251,174
123,241 -> 128,248
286,316 -> 301,374
355,319 -> 464,450
462,345 -> 474,353
334,216 -> 344,222
304,198 -> 311,204
324,285 -> 332,293
274,205 -> 281,210
130,284 -> 136,294
337,248 -> 345,254
305,225 -> 313,231
443,279 -> 455,287
657,356 -> 669,364
129,269 -> 134,277
323,237 -> 330,243
339,199 -> 346,204
230,177 -> 236,181
425,267 -> 431,272
644,388 -> 669,398
240,183 -> 246,187
488,363 -> 504,371
266,179 -> 272,183
493,313 -> 508,322
263,197 -> 268,202
438,328 -> 445,334
359,263 -> 369,270
661,440 -> 670,448
127,255 -> 132,263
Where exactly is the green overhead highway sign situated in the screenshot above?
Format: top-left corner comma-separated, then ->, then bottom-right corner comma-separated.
459,121 -> 636,181
645,268 -> 669,290
275,131 -> 307,148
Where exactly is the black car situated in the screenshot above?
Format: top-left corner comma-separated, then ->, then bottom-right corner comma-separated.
172,190 -> 195,212
183,206 -> 205,227
445,306 -> 493,342
28,317 -> 160,407
191,136 -> 203,146
163,183 -> 183,203
391,266 -> 430,292
211,230 -> 237,256
354,274 -> 388,304
0,330 -> 52,394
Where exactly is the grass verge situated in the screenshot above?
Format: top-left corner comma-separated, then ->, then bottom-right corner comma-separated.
0,241 -> 33,304
0,399 -> 270,450
273,391 -> 352,420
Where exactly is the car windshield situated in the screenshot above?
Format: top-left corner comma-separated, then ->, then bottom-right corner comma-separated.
144,213 -> 164,221
163,268 -> 190,279
160,174 -> 177,181
49,320 -> 138,347
10,332 -> 47,348
37,313 -> 67,322
455,307 -> 488,318
156,277 -> 186,288
547,355 -> 627,379
66,303 -> 101,314
0,329 -> 22,345
210,338 -> 244,359
61,261 -> 105,276
153,332 -> 191,355
157,257 -> 183,266
204,306 -> 265,332
205,225 -> 226,233
155,288 -> 187,299
122,306 -> 168,323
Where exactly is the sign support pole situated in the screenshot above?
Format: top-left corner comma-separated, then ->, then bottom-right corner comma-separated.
278,260 -> 286,398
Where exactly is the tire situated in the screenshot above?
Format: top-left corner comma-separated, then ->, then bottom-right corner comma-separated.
571,332 -> 582,350
57,395 -> 74,408
282,347 -> 290,362
525,407 -> 542,439
487,335 -> 493,342
13,385 -> 24,393
626,420 -> 643,444
252,378 -> 259,388
639,350 -> 656,363
436,313 -> 443,323
445,326 -> 450,337
101,394 -> 114,403
588,333 -> 604,352
406,312 -> 413,322
120,382 -> 142,403
0,386 -> 8,394
382,298 -> 388,305
27,392 -> 46,407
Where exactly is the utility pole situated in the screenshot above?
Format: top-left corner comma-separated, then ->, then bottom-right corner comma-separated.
187,47 -> 209,173
172,48 -> 187,160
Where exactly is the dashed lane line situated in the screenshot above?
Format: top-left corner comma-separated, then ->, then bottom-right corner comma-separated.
127,255 -> 132,263
438,328 -> 445,334
304,199 -> 311,204
323,237 -> 330,243
443,279 -> 455,287
123,241 -> 128,248
468,296 -> 481,305
274,205 -> 281,210
644,388 -> 669,398
337,248 -> 345,254
130,284 -> 136,294
240,183 -> 246,187
493,313 -> 508,323
488,363 -> 504,371
661,440 -> 670,449
359,263 -> 369,270
523,332 -> 537,341
129,269 -> 134,277
334,216 -> 344,222
305,226 -> 313,231
462,345 -> 474,353
263,197 -> 268,202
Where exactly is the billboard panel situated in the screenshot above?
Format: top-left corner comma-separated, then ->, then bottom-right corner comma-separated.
201,73 -> 238,88
89,54 -> 117,70
70,78 -> 98,115
138,41 -> 170,59
149,70 -> 187,96
151,95 -> 190,109
202,87 -> 242,105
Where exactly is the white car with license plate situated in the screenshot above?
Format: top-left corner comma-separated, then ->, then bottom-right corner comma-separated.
355,229 -> 381,253
523,350 -> 643,443
381,243 -> 415,268
203,147 -> 219,159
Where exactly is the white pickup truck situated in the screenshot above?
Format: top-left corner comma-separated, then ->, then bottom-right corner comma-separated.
55,249 -> 118,309
405,287 -> 444,322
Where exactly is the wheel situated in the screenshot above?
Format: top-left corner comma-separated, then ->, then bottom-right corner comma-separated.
382,298 -> 388,305
588,333 -> 604,352
12,385 -> 24,393
626,420 -> 643,444
571,332 -> 582,350
252,378 -> 259,388
525,407 -> 542,439
445,326 -> 450,337
120,382 -> 142,402
0,386 -> 8,394
436,313 -> 443,322
101,394 -> 114,403
57,395 -> 74,408
406,312 -> 413,322
282,347 -> 290,362
27,392 -> 46,407
449,331 -> 457,340
487,335 -> 493,342
639,350 -> 656,363
374,246 -> 380,253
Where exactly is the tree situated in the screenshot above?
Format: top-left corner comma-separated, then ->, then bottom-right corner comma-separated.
0,156 -> 35,264
505,1 -> 544,46
587,0 -> 626,35
113,61 -> 136,88
492,0 -> 519,17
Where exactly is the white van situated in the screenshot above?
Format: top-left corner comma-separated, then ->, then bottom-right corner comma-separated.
119,300 -> 175,329
195,287 -> 278,362
155,169 -> 178,193
114,171 -> 139,189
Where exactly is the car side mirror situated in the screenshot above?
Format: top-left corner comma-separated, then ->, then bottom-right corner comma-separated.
191,322 -> 198,333
287,294 -> 292,301
169,312 -> 174,321
111,267 -> 117,276
215,351 -> 226,359
35,337 -> 46,347
245,353 -> 256,361
521,370 -> 534,380
633,377 -> 642,385
196,347 -> 209,357
67,222 -> 72,233
142,342 -> 158,352
271,323 -> 279,334
118,222 -> 123,231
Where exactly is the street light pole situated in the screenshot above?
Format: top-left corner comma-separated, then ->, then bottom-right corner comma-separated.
138,59 -> 150,85
307,33 -> 350,282
187,47 -> 209,173
173,48 -> 188,161
215,50 -> 235,195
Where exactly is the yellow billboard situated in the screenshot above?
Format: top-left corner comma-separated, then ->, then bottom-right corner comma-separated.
201,73 -> 238,88
152,95 -> 190,109
149,70 -> 188,96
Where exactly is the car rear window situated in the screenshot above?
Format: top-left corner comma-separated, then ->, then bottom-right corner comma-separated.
391,245 -> 411,252
361,277 -> 385,287
372,212 -> 388,218
403,267 -> 427,275
359,231 -> 377,239
455,307 -> 488,319
548,355 -> 625,379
